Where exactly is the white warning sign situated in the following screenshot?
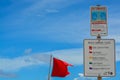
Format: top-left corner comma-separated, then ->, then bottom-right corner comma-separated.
84,39 -> 115,77
90,6 -> 108,36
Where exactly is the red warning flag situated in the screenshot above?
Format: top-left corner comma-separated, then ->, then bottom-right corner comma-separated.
51,57 -> 72,77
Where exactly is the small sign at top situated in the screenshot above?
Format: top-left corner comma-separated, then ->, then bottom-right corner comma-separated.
90,6 -> 108,36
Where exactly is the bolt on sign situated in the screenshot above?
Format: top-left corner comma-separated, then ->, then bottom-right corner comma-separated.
90,6 -> 108,36
84,39 -> 115,77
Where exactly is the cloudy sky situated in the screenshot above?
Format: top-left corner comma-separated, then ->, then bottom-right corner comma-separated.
0,0 -> 120,80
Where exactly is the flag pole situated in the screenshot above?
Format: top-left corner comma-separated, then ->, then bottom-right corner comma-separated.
48,54 -> 52,80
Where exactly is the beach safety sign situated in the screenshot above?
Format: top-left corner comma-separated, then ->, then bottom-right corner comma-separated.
90,6 -> 108,36
84,39 -> 115,77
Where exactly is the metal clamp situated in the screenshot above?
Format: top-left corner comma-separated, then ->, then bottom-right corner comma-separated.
97,34 -> 101,42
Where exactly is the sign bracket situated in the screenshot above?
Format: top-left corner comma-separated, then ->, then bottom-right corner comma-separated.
97,34 -> 101,42
97,75 -> 102,80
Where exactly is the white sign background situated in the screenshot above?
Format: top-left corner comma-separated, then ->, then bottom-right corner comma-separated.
84,39 -> 115,77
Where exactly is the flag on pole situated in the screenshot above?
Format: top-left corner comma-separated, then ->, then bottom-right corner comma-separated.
51,57 -> 72,77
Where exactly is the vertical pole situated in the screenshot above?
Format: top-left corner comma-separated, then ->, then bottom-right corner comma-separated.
96,5 -> 102,80
97,75 -> 102,80
97,34 -> 102,80
97,34 -> 101,41
48,55 -> 52,80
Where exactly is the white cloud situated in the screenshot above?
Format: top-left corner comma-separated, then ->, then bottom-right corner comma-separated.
107,35 -> 120,43
78,73 -> 84,77
45,9 -> 59,13
74,75 -> 96,80
22,0 -> 82,16
36,14 -> 45,17
0,55 -> 45,71
0,48 -> 82,71
24,48 -> 32,54
2,0 -> 88,44
0,70 -> 17,78
52,48 -> 83,65
73,78 -> 78,80
3,0 -> 82,24
0,45 -> 120,71
2,0 -> 120,45
73,73 -> 84,80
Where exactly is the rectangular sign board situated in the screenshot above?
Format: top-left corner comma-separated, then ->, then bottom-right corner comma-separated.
90,6 -> 108,36
84,39 -> 115,77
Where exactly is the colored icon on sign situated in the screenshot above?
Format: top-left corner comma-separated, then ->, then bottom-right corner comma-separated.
89,46 -> 92,50
108,72 -> 113,75
89,51 -> 92,53
100,12 -> 106,21
92,12 -> 97,21
89,67 -> 93,70
89,62 -> 93,64
89,56 -> 93,59
110,72 -> 113,75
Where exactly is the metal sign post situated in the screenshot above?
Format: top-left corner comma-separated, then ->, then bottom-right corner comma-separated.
98,75 -> 102,80
97,35 -> 102,80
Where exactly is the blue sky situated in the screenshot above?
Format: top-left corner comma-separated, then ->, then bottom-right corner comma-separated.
0,0 -> 120,80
